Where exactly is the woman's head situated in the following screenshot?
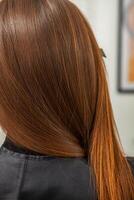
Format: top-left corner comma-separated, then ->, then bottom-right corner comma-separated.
0,0 -> 134,200
0,0 -> 101,156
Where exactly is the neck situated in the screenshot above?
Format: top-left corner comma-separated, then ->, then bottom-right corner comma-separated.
2,136 -> 47,156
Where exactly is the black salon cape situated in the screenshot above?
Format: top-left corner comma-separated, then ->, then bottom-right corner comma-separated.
0,136 -> 134,200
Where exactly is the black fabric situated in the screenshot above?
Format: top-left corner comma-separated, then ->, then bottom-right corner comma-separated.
0,136 -> 134,200
2,137 -> 47,156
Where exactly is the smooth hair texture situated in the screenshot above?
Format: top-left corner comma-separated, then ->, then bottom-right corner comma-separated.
0,0 -> 134,199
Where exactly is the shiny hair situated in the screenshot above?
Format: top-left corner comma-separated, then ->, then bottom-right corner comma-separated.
0,0 -> 134,199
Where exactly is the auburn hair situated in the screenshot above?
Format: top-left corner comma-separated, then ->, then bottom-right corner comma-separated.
0,0 -> 134,199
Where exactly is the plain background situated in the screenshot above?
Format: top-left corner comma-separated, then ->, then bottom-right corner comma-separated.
0,0 -> 134,156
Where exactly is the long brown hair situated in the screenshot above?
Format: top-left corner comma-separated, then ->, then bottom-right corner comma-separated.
0,0 -> 134,199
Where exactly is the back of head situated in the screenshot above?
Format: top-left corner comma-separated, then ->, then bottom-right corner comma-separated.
0,0 -> 134,199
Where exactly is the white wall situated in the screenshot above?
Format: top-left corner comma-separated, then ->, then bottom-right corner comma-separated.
0,0 -> 134,156
0,129 -> 5,146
